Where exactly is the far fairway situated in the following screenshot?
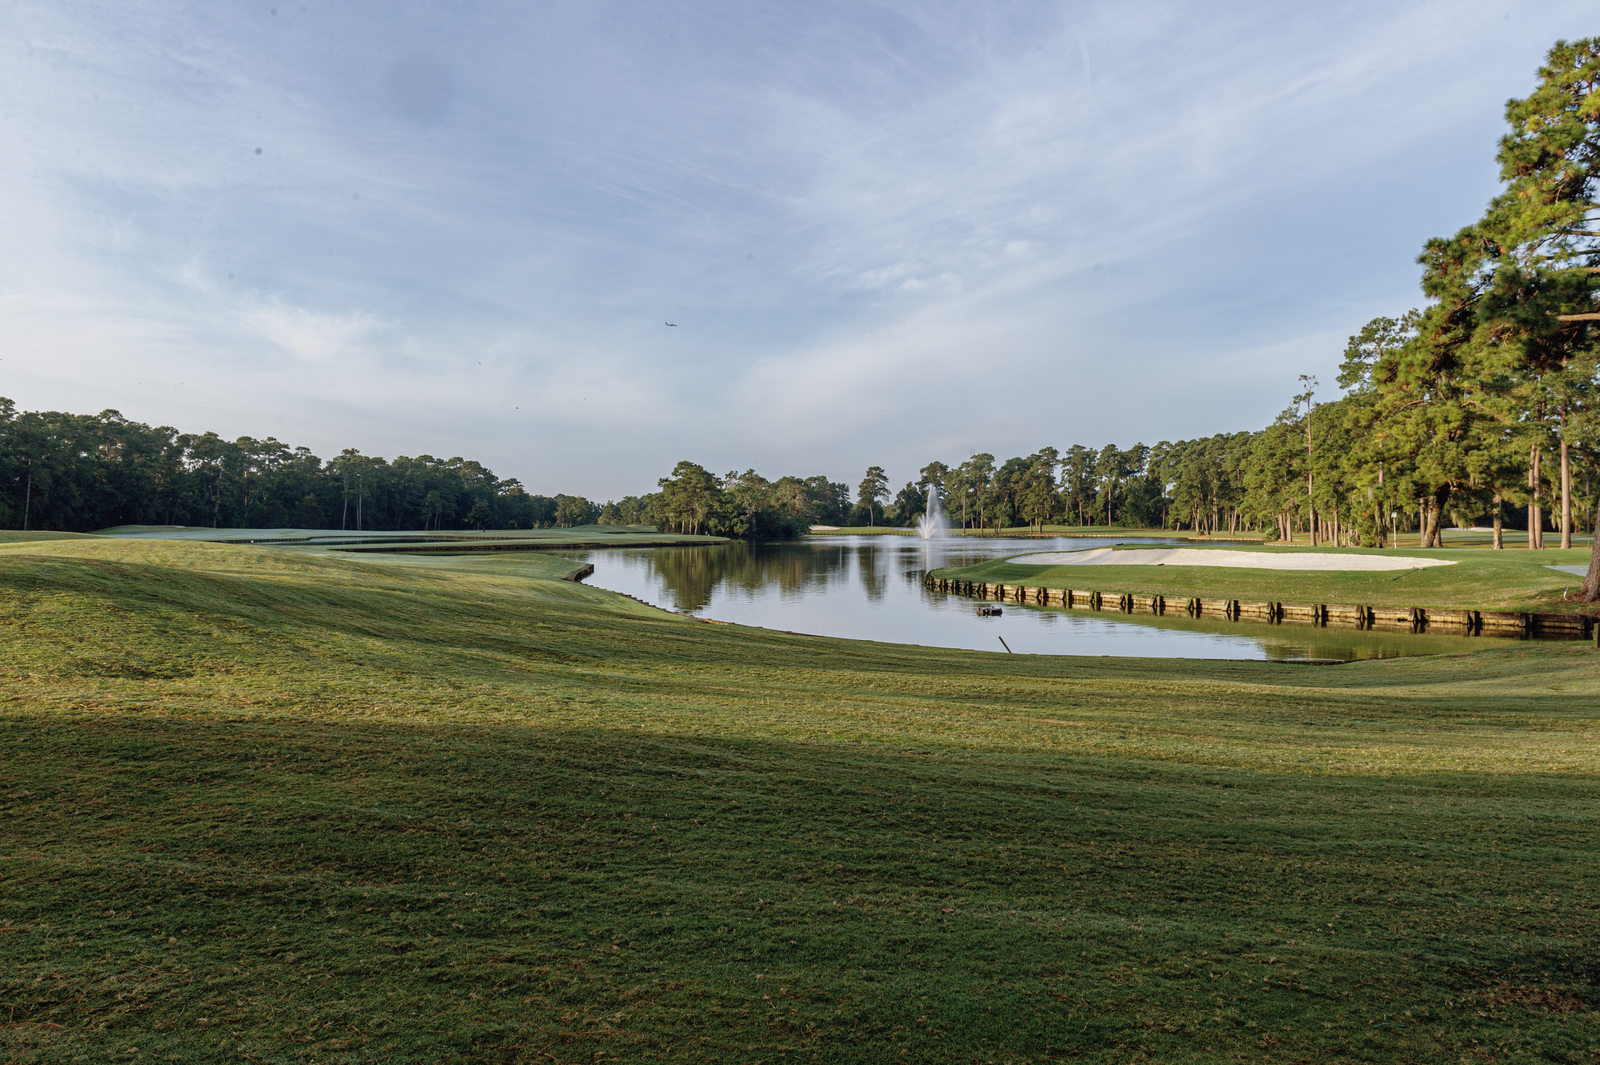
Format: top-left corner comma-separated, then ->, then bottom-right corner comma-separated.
936,543 -> 1596,613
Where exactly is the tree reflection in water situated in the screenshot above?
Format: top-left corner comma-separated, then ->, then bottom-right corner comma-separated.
644,541 -> 861,613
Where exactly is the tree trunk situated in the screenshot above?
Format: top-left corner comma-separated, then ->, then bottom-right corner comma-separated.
1492,494 -> 1503,550
1560,433 -> 1572,550
1528,446 -> 1536,550
1529,443 -> 1543,551
21,470 -> 30,531
1581,502 -> 1600,601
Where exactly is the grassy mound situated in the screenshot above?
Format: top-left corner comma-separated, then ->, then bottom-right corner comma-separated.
2,538 -> 1599,1061
937,545 -> 1595,613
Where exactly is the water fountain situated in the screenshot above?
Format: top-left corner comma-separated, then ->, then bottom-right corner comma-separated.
916,485 -> 946,540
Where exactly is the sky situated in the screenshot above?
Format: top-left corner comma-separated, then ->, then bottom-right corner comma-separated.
0,1 -> 1593,498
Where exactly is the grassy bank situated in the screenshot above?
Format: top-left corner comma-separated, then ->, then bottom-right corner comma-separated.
820,526 -> 1593,549
3,538 -> 1600,1062
935,544 -> 1596,614
95,524 -> 727,553
813,525 -> 1228,538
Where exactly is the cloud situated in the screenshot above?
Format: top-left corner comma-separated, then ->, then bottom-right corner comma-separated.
0,0 -> 1591,495
241,302 -> 389,364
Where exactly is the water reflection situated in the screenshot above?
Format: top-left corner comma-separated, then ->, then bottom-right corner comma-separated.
642,541 -> 862,612
574,535 -> 1487,662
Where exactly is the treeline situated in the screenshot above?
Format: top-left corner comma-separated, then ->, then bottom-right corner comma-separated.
0,399 -> 863,538
648,424 -> 1592,546
0,399 -> 602,533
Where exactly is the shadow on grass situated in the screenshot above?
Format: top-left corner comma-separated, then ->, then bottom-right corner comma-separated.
3,710 -> 1597,1063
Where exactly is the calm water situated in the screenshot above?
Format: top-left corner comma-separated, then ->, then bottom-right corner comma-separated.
572,535 -> 1490,662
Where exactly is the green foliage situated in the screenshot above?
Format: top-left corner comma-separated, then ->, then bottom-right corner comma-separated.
0,401 -> 597,534
890,480 -> 927,526
653,462 -> 826,538
856,466 -> 889,526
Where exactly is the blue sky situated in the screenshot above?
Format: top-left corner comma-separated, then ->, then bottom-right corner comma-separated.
0,2 -> 1592,498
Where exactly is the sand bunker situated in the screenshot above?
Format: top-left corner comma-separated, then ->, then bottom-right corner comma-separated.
1008,548 -> 1455,572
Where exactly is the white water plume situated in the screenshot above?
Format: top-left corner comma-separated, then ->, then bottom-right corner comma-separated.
917,485 -> 946,540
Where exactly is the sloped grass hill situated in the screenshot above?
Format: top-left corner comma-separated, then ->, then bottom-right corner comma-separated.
2,538 -> 1599,1062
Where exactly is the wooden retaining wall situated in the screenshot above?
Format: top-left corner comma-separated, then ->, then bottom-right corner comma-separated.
922,574 -> 1597,643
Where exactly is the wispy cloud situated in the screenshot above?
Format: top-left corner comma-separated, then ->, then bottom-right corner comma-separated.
0,0 -> 1588,494
241,302 -> 389,364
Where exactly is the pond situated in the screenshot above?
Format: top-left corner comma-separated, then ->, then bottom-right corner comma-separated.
572,535 -> 1491,662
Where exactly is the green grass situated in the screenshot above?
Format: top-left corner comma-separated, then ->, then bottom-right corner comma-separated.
936,544 -> 1597,614
94,524 -> 726,552
0,530 -> 105,544
3,538 -> 1600,1062
815,525 -> 1219,538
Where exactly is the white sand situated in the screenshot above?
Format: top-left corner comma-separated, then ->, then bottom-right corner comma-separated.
1008,547 -> 1456,572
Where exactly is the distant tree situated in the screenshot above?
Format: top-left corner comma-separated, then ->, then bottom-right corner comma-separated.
802,476 -> 851,525
890,481 -> 927,526
771,476 -> 815,525
554,495 -> 598,527
1095,445 -> 1137,527
718,469 -> 771,538
597,501 -> 623,524
953,454 -> 995,530
1059,445 -> 1096,526
419,490 -> 444,530
983,456 -> 1029,533
614,495 -> 648,525
1015,448 -> 1060,532
657,461 -> 720,534
290,493 -> 324,529
466,500 -> 494,530
857,466 -> 889,526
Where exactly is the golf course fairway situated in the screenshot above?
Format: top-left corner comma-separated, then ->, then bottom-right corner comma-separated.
2,537 -> 1598,1062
